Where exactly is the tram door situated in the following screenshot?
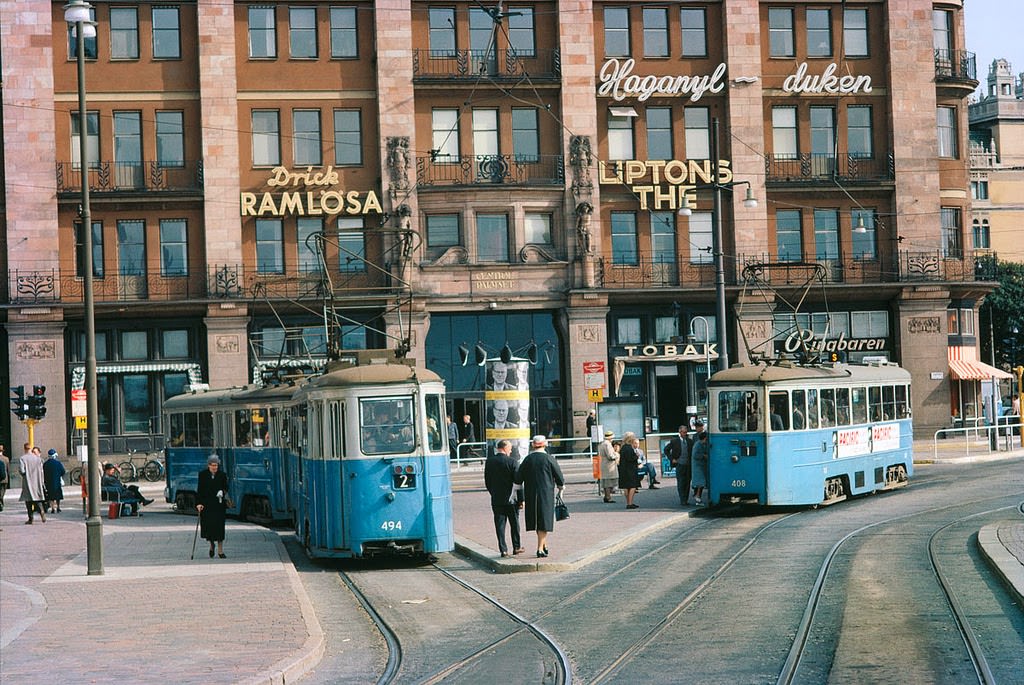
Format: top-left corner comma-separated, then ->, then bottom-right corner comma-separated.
329,401 -> 347,550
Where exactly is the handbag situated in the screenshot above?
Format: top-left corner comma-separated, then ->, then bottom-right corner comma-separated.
555,493 -> 570,521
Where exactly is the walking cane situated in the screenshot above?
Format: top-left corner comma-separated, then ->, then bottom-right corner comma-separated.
190,509 -> 201,560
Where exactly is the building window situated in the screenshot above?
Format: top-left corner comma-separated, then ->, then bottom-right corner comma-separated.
972,219 -> 991,249
687,212 -> 712,264
646,107 -> 673,160
651,211 -> 676,264
293,109 -> 322,166
776,210 -> 802,261
469,8 -> 493,56
289,7 -> 317,58
608,111 -> 635,160
121,330 -> 146,357
680,8 -> 707,58
337,218 -> 366,272
684,107 -> 710,160
68,5 -> 97,59
472,108 -> 499,157
159,219 -> 188,276
429,7 -> 456,57
477,214 -> 509,262
330,7 -> 357,58
432,109 -> 460,162
152,7 -> 180,59
109,7 -> 139,59
123,374 -> 152,433
937,106 -> 958,158
611,211 -> 638,265
604,7 -> 630,57
813,209 -> 839,260
113,112 -> 143,187
117,219 -> 146,276
71,111 -> 100,169
847,105 -> 873,158
508,7 -> 536,57
512,108 -> 539,162
851,209 -> 877,260
970,180 -> 989,200
946,308 -> 959,335
617,317 -> 641,344
163,330 -> 190,358
75,220 -> 104,278
333,110 -> 362,166
643,7 -> 669,58
655,316 -> 679,343
155,111 -> 184,168
426,214 -> 460,250
941,207 -> 962,258
248,6 -> 277,58
806,8 -> 831,58
772,107 -> 798,159
768,8 -> 794,58
297,217 -> 323,272
843,8 -> 868,57
525,213 -> 552,244
851,311 -> 888,338
960,308 -> 975,335
933,9 -> 953,55
252,110 -> 280,166
810,106 -> 835,174
256,219 -> 284,273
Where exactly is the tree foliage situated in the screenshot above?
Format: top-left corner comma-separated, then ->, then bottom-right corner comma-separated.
980,259 -> 1024,371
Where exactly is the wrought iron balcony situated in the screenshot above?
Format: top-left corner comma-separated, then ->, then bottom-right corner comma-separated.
412,48 -> 560,82
416,153 -> 564,188
934,49 -> 977,84
765,153 -> 895,185
56,160 -> 203,195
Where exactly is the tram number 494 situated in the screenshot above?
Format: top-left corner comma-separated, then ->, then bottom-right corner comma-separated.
380,520 -> 403,531
731,479 -> 747,488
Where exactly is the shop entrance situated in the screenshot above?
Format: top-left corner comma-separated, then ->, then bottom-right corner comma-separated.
656,374 -> 687,433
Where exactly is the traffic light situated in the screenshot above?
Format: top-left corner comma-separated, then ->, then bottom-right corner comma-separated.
10,385 -> 27,420
27,385 -> 47,420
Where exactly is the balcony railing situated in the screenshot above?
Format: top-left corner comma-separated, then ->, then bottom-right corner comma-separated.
416,153 -> 564,187
935,49 -> 977,83
7,265 -> 394,305
56,160 -> 204,194
765,153 -> 895,184
412,48 -> 560,82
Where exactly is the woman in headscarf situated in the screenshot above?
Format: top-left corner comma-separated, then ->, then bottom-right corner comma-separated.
617,431 -> 641,509
43,448 -> 66,513
197,454 -> 230,558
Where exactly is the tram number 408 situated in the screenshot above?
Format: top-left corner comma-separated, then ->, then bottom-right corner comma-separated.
731,479 -> 747,488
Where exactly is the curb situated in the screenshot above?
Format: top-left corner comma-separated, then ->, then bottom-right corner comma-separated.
977,523 -> 1024,608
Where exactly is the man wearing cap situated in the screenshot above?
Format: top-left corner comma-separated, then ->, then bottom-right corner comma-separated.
597,430 -> 618,503
43,448 -> 66,513
514,435 -> 565,557
101,463 -> 152,514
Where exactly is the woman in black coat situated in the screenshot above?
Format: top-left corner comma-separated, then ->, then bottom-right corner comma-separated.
514,435 -> 565,557
197,454 -> 230,558
617,431 -> 641,509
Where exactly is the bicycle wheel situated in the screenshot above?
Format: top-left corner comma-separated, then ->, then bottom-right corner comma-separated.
143,460 -> 163,482
118,461 -> 137,483
69,466 -> 83,485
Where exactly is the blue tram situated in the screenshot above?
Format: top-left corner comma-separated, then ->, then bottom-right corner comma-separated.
288,360 -> 453,558
707,361 -> 913,507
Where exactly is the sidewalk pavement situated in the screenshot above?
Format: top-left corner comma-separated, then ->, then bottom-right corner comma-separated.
2,442 -> 1022,684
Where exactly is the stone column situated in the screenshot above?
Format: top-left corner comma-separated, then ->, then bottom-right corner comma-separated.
733,293 -> 776,364
895,286 -> 952,437
6,320 -> 67,455
560,304 -> 610,437
204,312 -> 251,388
383,306 -> 431,370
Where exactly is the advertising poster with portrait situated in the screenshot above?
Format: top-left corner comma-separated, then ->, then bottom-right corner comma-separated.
484,359 -> 531,461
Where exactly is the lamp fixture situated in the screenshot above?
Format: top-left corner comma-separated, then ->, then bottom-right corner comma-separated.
609,106 -> 639,118
677,204 -> 692,217
854,215 -> 868,234
742,186 -> 758,209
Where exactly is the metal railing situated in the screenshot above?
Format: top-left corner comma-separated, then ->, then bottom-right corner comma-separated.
932,416 -> 1021,459
416,154 -> 564,188
934,49 -> 977,83
56,160 -> 203,194
765,153 -> 895,184
412,48 -> 560,81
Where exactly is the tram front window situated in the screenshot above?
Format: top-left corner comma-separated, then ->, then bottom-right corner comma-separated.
718,390 -> 761,432
361,398 -> 415,454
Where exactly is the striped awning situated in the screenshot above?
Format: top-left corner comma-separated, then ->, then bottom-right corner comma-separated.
948,358 -> 1012,381
71,362 -> 203,390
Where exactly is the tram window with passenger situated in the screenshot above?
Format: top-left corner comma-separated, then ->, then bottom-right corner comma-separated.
719,390 -> 761,432
851,387 -> 868,424
792,389 -> 807,429
361,397 -> 415,454
167,411 -> 214,447
836,388 -> 851,426
768,391 -> 790,431
425,394 -> 444,452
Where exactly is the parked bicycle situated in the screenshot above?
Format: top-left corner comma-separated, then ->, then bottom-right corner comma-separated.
118,448 -> 165,483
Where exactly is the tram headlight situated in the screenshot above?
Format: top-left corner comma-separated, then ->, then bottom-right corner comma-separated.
393,465 -> 403,474
404,465 -> 414,474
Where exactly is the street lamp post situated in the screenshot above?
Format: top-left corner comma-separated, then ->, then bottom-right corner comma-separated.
65,0 -> 103,575
679,118 -> 757,372
689,315 -> 712,394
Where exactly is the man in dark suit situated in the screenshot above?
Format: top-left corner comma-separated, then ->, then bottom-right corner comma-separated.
484,439 -> 523,557
664,424 -> 693,506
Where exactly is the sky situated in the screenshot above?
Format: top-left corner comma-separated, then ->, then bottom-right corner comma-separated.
964,0 -> 1024,95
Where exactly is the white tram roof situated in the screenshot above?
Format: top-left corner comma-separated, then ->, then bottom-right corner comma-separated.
709,361 -> 911,387
163,381 -> 304,410
301,361 -> 443,391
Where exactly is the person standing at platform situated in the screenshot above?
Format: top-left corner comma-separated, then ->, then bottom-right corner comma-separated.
197,454 -> 230,558
0,443 -> 10,511
597,430 -> 618,503
484,439 -> 523,557
691,428 -> 709,505
19,443 -> 47,524
618,432 -> 641,509
43,448 -> 66,514
514,435 -> 564,557
665,424 -> 693,506
446,415 -> 459,460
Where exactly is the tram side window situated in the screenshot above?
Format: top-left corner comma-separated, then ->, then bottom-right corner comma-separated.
851,387 -> 868,424
168,413 -> 185,446
745,391 -> 761,431
235,409 -> 252,446
820,388 -> 837,427
806,388 -> 820,429
882,385 -> 896,420
198,411 -> 214,447
425,394 -> 444,452
869,386 -> 882,421
792,389 -> 807,429
895,385 -> 911,418
251,408 -> 270,446
361,397 -> 415,454
769,391 -> 790,431
836,388 -> 851,426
